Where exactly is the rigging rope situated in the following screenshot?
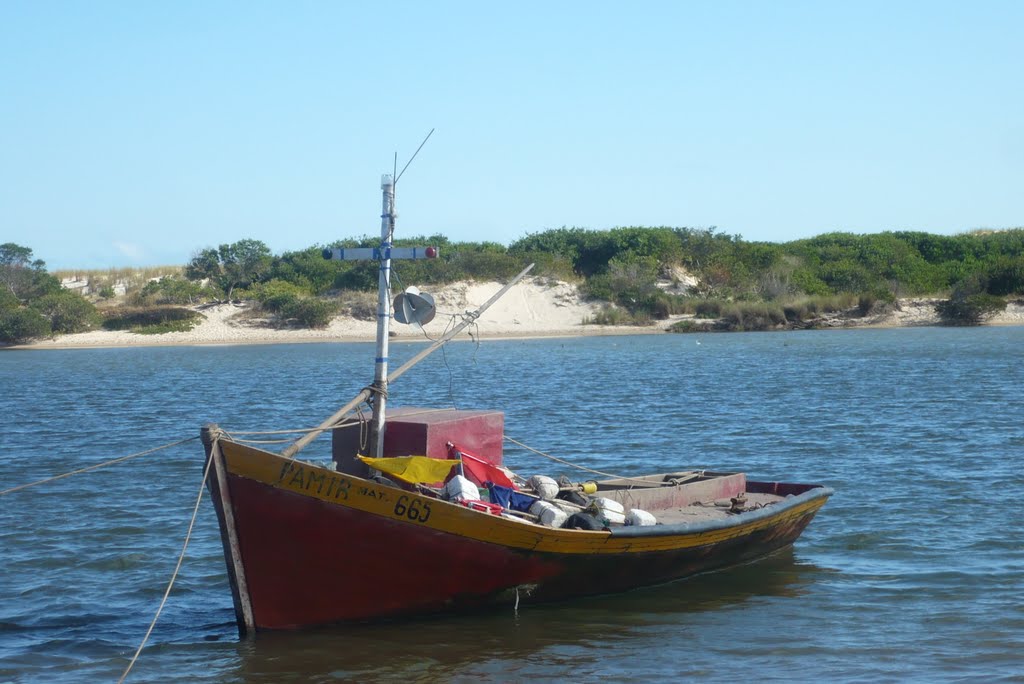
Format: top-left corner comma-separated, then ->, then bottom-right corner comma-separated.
118,450 -> 213,683
225,405 -> 460,451
503,435 -> 678,485
0,436 -> 200,497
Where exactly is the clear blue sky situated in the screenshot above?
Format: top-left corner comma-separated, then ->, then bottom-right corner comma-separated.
2,1 -> 1021,269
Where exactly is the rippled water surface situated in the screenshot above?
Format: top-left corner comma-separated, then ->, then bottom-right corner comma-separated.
2,327 -> 1023,682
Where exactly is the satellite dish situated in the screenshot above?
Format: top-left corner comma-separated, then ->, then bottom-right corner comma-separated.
393,286 -> 436,328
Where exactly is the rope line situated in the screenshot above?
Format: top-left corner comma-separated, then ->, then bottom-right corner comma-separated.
0,436 -> 199,497
223,427 -> 331,436
118,450 -> 213,683
231,406 -> 451,455
503,435 -> 673,485
228,438 -> 297,445
230,425 -> 355,445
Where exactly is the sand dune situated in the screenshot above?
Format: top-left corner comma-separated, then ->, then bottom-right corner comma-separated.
19,278 -> 654,349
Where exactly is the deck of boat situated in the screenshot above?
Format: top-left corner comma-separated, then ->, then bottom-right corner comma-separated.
648,492 -> 787,525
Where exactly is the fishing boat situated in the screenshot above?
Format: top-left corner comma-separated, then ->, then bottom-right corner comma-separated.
202,173 -> 832,634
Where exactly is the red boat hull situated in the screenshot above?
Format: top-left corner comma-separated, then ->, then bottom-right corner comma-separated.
207,440 -> 830,631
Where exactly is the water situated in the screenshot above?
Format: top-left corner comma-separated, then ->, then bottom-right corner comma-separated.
2,327 -> 1023,682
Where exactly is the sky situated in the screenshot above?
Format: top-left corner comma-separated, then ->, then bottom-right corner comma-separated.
1,1 -> 1021,269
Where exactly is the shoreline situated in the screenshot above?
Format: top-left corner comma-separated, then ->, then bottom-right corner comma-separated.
3,325 -> 666,351
4,285 -> 1023,352
7,314 -> 1022,352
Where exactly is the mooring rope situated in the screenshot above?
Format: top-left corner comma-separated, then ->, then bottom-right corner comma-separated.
0,436 -> 200,497
118,450 -> 213,683
503,435 -> 676,485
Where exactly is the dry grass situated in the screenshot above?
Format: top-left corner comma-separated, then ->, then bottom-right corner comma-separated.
336,290 -> 378,321
52,266 -> 183,298
53,265 -> 182,281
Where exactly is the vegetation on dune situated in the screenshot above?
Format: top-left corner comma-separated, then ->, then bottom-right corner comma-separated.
1,244 -> 99,343
185,239 -> 272,300
2,243 -> 63,302
240,278 -> 337,328
132,276 -> 220,306
30,291 -> 102,334
101,307 -> 202,334
3,226 -> 1022,343
511,227 -> 1023,329
51,265 -> 184,299
935,292 -> 1007,326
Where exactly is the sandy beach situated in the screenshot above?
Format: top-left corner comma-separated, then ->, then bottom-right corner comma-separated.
8,279 -> 1024,350
12,278 -> 659,350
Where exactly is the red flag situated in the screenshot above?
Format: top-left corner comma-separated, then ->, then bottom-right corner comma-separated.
450,445 -> 516,489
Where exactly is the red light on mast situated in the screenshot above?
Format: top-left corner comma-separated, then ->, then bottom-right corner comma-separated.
425,246 -> 438,259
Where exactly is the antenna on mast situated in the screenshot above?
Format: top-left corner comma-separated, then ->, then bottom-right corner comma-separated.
321,131 -> 438,459
395,128 -> 435,185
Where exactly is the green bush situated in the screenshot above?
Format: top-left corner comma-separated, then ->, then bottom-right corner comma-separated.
244,279 -> 336,328
136,276 -> 217,305
30,291 -> 100,334
717,302 -> 787,331
450,250 -> 523,280
694,300 -> 724,319
643,293 -> 672,320
102,307 -> 201,333
269,246 -> 343,294
250,278 -> 308,300
0,308 -> 52,343
794,294 -> 857,316
280,298 -> 336,328
935,294 -> 1006,326
264,291 -> 300,313
514,252 -> 577,282
667,319 -> 708,333
982,255 -> 1024,296
579,255 -> 669,323
788,268 -> 832,296
584,305 -> 636,326
857,288 -> 895,316
782,302 -> 810,322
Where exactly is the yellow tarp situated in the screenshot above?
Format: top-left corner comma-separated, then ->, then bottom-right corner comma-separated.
357,455 -> 458,484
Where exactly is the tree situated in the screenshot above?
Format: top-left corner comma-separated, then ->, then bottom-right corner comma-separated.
136,276 -> 217,305
0,243 -> 61,302
185,239 -> 272,299
0,287 -> 18,312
